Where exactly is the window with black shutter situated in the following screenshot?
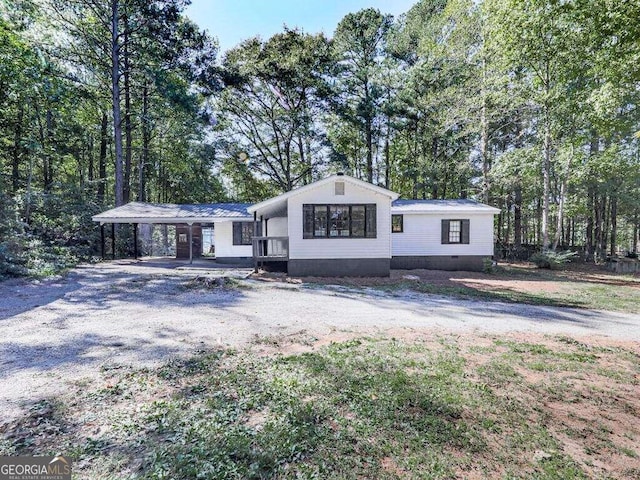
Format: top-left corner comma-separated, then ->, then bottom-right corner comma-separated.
302,204 -> 377,238
441,219 -> 470,244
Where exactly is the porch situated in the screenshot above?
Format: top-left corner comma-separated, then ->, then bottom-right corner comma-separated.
252,236 -> 289,261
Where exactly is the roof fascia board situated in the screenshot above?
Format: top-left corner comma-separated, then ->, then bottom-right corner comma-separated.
92,216 -> 252,224
391,208 -> 500,215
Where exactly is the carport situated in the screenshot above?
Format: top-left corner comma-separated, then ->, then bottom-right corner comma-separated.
91,202 -> 252,263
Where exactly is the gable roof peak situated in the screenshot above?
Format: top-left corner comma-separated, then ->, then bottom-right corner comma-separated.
248,174 -> 398,214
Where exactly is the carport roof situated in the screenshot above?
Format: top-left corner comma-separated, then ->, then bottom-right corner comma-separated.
92,201 -> 252,224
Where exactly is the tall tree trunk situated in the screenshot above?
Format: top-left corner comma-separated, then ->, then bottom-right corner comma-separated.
11,105 -> 23,193
25,147 -> 34,223
364,80 -> 373,184
139,82 -> 150,202
123,11 -> 132,203
536,196 -> 542,246
586,187 -> 594,259
586,133 -> 599,260
513,112 -> 524,249
34,103 -> 51,192
594,194 -> 607,261
513,185 -> 522,248
45,109 -> 54,192
609,195 -> 617,256
553,146 -> 572,250
111,0 -> 124,206
98,112 -> 108,204
633,212 -> 639,255
601,195 -> 609,257
480,57 -> 490,204
505,195 -> 512,246
87,134 -> 94,183
384,120 -> 390,190
541,119 -> 552,250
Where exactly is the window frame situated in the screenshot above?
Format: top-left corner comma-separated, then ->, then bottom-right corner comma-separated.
391,214 -> 404,233
303,204 -> 377,239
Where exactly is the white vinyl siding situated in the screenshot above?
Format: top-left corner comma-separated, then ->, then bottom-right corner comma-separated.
391,213 -> 494,256
288,181 -> 392,260
266,216 -> 288,237
214,220 -> 253,258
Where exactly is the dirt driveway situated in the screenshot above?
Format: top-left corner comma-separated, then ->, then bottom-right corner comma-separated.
1,259 -> 639,423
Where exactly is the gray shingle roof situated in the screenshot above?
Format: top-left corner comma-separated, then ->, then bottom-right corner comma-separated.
392,199 -> 500,214
92,202 -> 252,223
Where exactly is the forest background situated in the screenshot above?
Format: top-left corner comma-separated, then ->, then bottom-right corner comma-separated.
1,0 -> 638,276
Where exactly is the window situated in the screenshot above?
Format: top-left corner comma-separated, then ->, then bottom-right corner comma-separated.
178,233 -> 188,243
233,221 -> 256,245
392,214 -> 403,233
314,205 -> 327,237
449,220 -> 461,243
303,204 -> 376,238
329,205 -> 350,237
351,205 -> 365,237
441,219 -> 470,244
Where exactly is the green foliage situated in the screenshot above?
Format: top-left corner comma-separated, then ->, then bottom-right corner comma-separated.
1,0 -> 639,277
218,29 -> 332,191
530,250 -> 578,270
0,189 -> 100,278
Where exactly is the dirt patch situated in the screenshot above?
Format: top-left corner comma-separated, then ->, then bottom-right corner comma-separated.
252,261 -> 639,293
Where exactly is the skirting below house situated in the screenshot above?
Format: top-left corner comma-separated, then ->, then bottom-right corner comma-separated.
288,258 -> 390,277
215,257 -> 253,266
391,255 -> 489,272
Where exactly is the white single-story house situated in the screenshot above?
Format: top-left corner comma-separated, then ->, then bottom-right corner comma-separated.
92,174 -> 499,276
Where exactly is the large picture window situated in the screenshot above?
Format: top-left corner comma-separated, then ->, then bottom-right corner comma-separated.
441,219 -> 470,244
303,204 -> 376,239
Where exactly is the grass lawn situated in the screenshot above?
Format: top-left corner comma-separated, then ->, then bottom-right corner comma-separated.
1,333 -> 638,479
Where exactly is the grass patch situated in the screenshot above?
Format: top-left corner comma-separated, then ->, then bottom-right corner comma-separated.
2,335 -> 639,479
384,276 -> 639,313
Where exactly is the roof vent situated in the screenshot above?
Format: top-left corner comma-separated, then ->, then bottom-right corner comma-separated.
336,172 -> 344,176
335,181 -> 345,195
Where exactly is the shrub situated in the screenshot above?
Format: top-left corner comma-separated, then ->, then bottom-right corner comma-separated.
530,250 -> 578,270
483,257 -> 498,273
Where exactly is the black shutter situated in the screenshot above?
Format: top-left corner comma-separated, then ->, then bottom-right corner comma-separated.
441,219 -> 450,244
365,204 -> 377,238
461,219 -> 470,244
232,222 -> 242,245
303,205 -> 314,239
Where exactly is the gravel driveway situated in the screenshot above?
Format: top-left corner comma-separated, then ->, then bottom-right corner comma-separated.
1,259 -> 639,423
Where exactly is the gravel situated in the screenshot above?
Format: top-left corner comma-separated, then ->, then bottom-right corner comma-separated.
1,259 -> 639,423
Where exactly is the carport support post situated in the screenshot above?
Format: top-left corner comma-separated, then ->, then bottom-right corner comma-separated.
100,224 -> 105,259
111,223 -> 116,260
188,223 -> 193,264
133,223 -> 138,259
253,212 -> 258,273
